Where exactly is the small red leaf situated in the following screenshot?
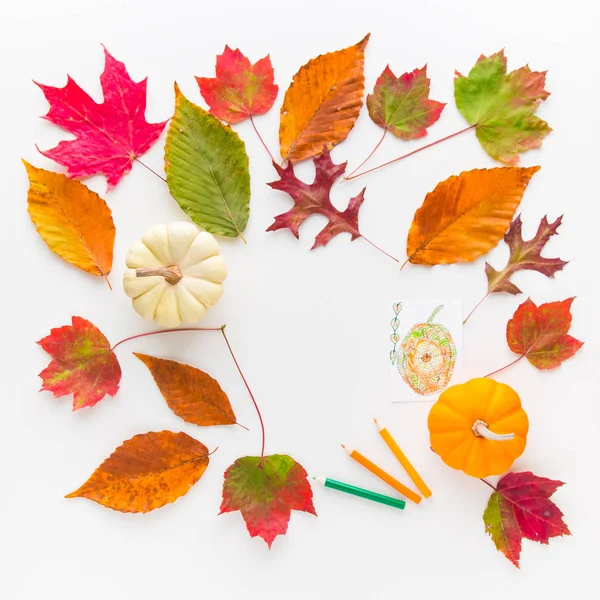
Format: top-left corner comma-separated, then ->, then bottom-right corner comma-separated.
486,215 -> 568,294
36,47 -> 167,190
506,298 -> 583,370
483,471 -> 570,567
37,316 -> 121,410
220,454 -> 316,548
267,147 -> 365,250
196,46 -> 278,124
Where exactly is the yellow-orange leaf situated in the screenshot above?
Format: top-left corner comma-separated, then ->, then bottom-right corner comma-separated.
66,431 -> 209,513
134,353 -> 238,427
405,166 -> 540,266
279,34 -> 369,162
24,161 -> 115,286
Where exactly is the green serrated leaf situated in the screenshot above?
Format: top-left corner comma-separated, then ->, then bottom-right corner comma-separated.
164,84 -> 250,238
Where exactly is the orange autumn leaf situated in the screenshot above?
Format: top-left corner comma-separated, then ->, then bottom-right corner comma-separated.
66,431 -> 210,513
134,353 -> 238,427
279,35 -> 369,162
405,166 -> 540,266
24,161 -> 115,286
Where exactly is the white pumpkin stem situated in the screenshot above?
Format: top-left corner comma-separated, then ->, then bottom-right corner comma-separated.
472,419 -> 515,441
136,265 -> 183,285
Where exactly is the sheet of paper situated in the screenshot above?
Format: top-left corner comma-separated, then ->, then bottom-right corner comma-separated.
389,298 -> 464,403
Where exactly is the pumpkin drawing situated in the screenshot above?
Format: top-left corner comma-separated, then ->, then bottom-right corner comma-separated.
428,377 -> 529,478
397,305 -> 456,395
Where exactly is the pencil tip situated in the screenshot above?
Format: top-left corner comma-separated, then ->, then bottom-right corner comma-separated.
340,444 -> 346,449
373,417 -> 378,425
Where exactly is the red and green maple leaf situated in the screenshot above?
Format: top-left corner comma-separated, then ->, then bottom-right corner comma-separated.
454,50 -> 551,164
37,316 -> 121,410
267,148 -> 366,249
196,46 -> 278,125
367,65 -> 445,139
506,298 -> 583,370
220,454 -> 316,548
36,46 -> 167,190
483,471 -> 570,568
486,215 -> 568,294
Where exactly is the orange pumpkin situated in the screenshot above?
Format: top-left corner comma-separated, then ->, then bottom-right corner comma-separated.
428,377 -> 529,478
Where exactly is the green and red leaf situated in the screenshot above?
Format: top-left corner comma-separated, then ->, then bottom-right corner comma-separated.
220,454 -> 316,548
367,65 -> 445,139
486,215 -> 568,294
37,316 -> 121,410
196,46 -> 278,125
483,471 -> 570,567
506,298 -> 583,370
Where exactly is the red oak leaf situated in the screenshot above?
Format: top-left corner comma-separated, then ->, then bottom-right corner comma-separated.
506,298 -> 583,370
37,316 -> 121,410
367,65 -> 445,139
486,215 -> 568,294
196,46 -> 278,125
36,46 -> 168,190
483,471 -> 570,568
220,454 -> 316,548
267,148 -> 366,249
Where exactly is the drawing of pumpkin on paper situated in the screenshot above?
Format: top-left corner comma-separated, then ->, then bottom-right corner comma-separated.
391,303 -> 457,396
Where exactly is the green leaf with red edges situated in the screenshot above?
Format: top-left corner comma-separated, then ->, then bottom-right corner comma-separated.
483,471 -> 570,568
486,215 -> 568,294
220,454 -> 316,548
37,316 -> 121,410
454,50 -> 551,164
196,46 -> 278,125
267,147 -> 365,250
367,65 -> 445,139
506,298 -> 583,370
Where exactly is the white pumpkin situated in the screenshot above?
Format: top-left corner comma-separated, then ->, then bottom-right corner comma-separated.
123,222 -> 227,327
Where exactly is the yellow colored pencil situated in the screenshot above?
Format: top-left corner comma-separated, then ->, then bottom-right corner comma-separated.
374,418 -> 432,498
342,445 -> 422,504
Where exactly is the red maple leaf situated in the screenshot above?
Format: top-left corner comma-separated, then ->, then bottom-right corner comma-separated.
35,46 -> 168,190
220,454 -> 316,548
267,148 -> 366,249
483,471 -> 570,567
486,215 -> 568,294
37,316 -> 121,410
196,46 -> 278,125
506,298 -> 583,370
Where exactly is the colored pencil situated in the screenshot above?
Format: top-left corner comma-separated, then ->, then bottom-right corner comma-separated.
342,445 -> 422,504
374,418 -> 432,498
313,476 -> 406,510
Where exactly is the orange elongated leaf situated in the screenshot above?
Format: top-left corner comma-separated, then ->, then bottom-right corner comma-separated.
405,166 -> 539,266
506,298 -> 583,370
134,353 -> 238,427
24,161 -> 115,286
279,35 -> 369,162
66,431 -> 209,513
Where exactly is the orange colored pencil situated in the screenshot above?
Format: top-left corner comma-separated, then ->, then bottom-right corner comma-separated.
342,445 -> 422,504
374,419 -> 432,498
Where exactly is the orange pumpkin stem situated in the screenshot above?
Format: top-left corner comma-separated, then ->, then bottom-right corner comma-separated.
136,265 -> 183,285
472,419 -> 515,442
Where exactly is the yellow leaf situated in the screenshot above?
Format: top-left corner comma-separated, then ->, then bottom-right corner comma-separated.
279,35 -> 369,163
405,166 -> 540,266
24,161 -> 115,286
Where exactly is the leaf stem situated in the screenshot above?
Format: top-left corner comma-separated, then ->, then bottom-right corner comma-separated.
345,125 -> 476,181
463,292 -> 490,325
345,129 -> 387,180
249,115 -> 276,164
484,355 -> 525,378
110,327 -> 223,352
134,157 -> 167,183
361,234 -> 399,263
220,325 -> 266,459
480,478 -> 497,492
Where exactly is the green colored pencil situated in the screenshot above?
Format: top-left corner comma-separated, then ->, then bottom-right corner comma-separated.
313,476 -> 406,510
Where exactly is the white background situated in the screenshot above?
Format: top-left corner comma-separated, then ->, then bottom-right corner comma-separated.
1,1 -> 599,598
